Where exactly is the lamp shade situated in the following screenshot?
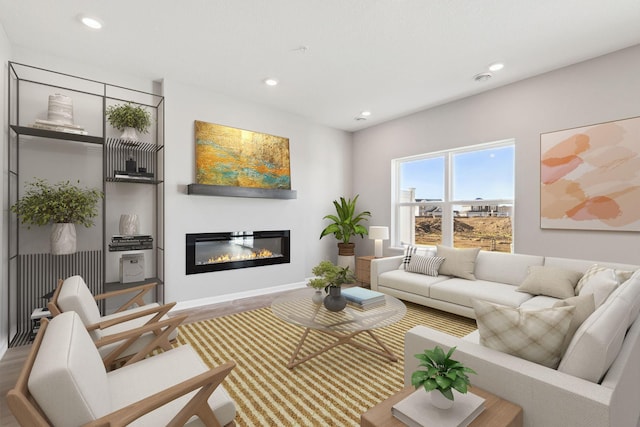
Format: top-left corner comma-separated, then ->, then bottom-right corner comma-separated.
369,226 -> 389,240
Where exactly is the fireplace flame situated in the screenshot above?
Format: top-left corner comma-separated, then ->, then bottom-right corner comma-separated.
207,248 -> 275,264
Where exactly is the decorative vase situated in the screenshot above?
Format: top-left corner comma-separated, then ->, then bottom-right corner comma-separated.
312,289 -> 324,304
430,390 -> 454,410
51,223 -> 76,255
323,286 -> 347,312
120,127 -> 138,140
119,214 -> 140,235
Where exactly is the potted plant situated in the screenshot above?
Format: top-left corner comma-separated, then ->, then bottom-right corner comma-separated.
308,260 -> 355,311
319,195 -> 371,266
411,346 -> 476,409
106,102 -> 152,140
10,178 -> 103,255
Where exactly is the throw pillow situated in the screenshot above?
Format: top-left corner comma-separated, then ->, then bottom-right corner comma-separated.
406,255 -> 446,277
576,264 -> 620,307
553,294 -> 596,356
436,246 -> 481,280
399,245 -> 435,270
517,266 -> 582,299
473,299 -> 574,369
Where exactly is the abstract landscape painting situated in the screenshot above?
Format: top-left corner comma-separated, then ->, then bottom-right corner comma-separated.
195,120 -> 291,190
540,116 -> 640,231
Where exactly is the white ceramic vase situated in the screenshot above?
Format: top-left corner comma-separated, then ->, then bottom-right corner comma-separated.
430,390 -> 454,410
51,223 -> 77,255
120,127 -> 138,140
119,214 -> 140,235
311,289 -> 324,304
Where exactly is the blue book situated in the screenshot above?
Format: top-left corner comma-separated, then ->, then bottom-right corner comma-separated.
341,287 -> 385,304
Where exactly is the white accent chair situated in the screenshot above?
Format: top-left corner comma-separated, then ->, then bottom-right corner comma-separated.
48,275 -> 180,368
7,311 -> 237,426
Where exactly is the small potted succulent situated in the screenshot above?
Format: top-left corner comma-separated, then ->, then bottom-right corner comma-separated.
106,102 -> 152,140
411,346 -> 476,409
308,260 -> 355,311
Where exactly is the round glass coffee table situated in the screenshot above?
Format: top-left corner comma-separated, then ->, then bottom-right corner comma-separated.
271,287 -> 407,368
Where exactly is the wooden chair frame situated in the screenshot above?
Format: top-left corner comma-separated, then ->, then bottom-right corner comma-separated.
7,319 -> 237,427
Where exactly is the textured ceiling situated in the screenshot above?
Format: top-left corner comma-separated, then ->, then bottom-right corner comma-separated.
1,0 -> 640,131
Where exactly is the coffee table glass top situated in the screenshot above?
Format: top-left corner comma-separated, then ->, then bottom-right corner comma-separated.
271,287 -> 406,332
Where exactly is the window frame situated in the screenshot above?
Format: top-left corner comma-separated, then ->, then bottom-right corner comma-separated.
391,139 -> 515,250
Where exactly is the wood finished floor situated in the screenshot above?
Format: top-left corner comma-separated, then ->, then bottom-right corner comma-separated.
0,291 -> 285,427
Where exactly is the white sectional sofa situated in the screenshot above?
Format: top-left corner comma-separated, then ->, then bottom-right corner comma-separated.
371,249 -> 640,427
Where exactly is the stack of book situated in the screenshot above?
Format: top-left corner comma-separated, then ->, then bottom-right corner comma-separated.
109,235 -> 153,251
31,119 -> 88,135
392,389 -> 485,427
341,287 -> 386,310
114,170 -> 155,181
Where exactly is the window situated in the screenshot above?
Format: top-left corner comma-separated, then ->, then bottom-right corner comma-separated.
393,140 -> 514,252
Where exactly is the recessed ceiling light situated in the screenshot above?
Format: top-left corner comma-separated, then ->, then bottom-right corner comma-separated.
80,15 -> 103,29
360,111 -> 372,117
264,78 -> 279,86
489,63 -> 504,72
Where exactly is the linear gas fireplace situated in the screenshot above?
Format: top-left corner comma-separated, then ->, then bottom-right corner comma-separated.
186,230 -> 290,275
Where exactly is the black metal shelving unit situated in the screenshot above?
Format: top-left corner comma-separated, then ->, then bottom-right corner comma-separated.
7,62 -> 165,346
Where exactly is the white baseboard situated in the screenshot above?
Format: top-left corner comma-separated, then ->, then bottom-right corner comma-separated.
0,341 -> 8,361
171,280 -> 307,312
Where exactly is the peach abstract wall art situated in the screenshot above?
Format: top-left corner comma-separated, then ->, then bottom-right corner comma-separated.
540,116 -> 640,231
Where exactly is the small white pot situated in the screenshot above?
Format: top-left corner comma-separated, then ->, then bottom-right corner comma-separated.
430,390 -> 454,410
311,289 -> 324,304
51,223 -> 76,255
120,127 -> 139,140
119,214 -> 140,235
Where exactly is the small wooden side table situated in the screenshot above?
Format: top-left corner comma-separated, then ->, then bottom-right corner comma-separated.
361,386 -> 522,427
356,255 -> 377,288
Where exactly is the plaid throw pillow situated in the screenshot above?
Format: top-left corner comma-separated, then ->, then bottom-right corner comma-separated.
406,255 -> 446,276
400,245 -> 419,270
473,299 -> 575,368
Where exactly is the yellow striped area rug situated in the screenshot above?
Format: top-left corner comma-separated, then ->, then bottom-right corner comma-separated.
175,302 -> 476,426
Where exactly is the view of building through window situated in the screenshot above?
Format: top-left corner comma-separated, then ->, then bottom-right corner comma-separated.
394,141 -> 514,252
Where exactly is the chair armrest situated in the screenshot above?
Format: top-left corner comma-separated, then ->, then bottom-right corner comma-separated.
370,256 -> 403,290
93,282 -> 158,312
84,360 -> 236,427
86,302 -> 176,332
96,314 -> 187,368
404,326 -> 614,427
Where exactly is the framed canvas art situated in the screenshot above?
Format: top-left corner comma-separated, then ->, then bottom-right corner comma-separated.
195,120 -> 291,190
540,116 -> 640,231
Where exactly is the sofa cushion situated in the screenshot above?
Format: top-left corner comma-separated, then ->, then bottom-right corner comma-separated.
378,270 -> 449,296
28,312 -> 111,426
517,266 -> 582,299
576,264 -> 620,307
518,295 -> 562,309
399,245 -> 436,270
107,345 -> 236,426
406,255 -> 445,276
553,294 -> 596,356
543,257 -> 638,274
473,299 -> 574,368
474,251 -> 544,286
558,295 -> 630,383
429,278 -> 532,308
436,246 -> 481,280
599,269 -> 640,328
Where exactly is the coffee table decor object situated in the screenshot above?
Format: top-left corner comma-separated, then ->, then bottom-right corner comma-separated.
392,387 -> 485,427
411,346 -> 477,409
271,287 -> 406,368
307,260 -> 355,312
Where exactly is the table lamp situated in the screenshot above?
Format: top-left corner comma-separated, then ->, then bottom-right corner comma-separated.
369,226 -> 389,258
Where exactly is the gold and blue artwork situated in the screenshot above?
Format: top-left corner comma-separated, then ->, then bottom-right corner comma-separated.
195,120 -> 291,190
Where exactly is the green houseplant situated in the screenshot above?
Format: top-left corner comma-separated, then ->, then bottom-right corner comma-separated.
10,178 -> 103,254
308,260 -> 355,311
411,346 -> 476,407
106,103 -> 152,139
319,195 -> 371,256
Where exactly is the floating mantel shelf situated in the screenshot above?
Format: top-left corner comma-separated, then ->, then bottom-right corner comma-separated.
187,184 -> 297,199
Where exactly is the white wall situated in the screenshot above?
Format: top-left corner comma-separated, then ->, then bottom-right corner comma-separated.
0,23 -> 12,356
163,79 -> 352,303
353,44 -> 640,264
